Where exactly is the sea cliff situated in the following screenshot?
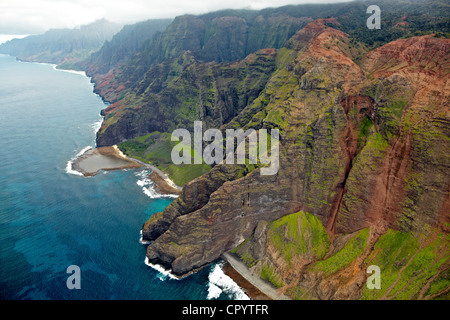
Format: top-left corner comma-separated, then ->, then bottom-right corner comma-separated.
81,2 -> 450,299
139,21 -> 450,299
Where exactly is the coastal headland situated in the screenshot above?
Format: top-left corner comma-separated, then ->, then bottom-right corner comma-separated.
72,145 -> 142,176
72,145 -> 181,196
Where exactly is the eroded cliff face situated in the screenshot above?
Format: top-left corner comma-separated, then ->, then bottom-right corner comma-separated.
88,12 -> 311,109
141,21 -> 450,299
95,49 -> 277,146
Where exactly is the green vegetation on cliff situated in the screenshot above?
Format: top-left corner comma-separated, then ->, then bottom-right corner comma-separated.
0,19 -> 122,66
80,19 -> 172,75
117,132 -> 211,186
362,229 -> 449,300
234,211 -> 449,300
314,228 -> 370,275
269,211 -> 331,265
1,0 -> 447,301
66,0 -> 450,300
96,49 -> 277,146
141,11 -> 449,297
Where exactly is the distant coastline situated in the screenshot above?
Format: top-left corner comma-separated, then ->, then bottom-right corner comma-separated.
71,145 -> 142,176
222,253 -> 290,300
52,64 -> 86,76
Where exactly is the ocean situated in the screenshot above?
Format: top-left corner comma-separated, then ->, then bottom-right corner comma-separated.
0,54 -> 248,300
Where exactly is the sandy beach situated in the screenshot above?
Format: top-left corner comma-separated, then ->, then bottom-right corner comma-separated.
123,154 -> 182,196
148,171 -> 181,195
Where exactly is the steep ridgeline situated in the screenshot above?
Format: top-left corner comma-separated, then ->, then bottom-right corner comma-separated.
0,19 -> 122,69
78,1 -> 450,299
96,48 -> 278,146
93,0 -> 450,144
88,9 -> 314,106
79,19 -> 173,83
141,21 -> 450,299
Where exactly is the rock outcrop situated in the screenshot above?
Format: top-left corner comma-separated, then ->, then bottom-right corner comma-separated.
95,49 -> 277,146
141,21 -> 450,299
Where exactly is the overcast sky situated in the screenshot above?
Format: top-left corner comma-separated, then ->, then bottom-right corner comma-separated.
0,0 -> 352,36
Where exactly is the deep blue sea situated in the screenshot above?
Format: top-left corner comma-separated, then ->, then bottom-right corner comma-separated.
0,54 -> 247,300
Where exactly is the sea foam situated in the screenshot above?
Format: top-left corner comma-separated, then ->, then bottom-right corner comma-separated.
207,262 -> 250,300
65,145 -> 92,176
52,65 -> 86,77
92,118 -> 103,134
144,257 -> 180,281
139,230 -> 150,245
141,236 -> 248,298
134,170 -> 179,199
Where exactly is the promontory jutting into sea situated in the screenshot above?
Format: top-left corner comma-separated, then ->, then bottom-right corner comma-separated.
0,0 -> 449,301
0,54 -> 245,299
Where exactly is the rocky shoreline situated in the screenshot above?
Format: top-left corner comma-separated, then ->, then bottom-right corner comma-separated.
124,155 -> 182,196
148,171 -> 181,196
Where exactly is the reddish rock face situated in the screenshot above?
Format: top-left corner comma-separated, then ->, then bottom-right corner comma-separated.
142,21 -> 450,281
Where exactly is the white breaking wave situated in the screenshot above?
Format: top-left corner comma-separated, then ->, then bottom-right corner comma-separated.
135,170 -> 179,199
144,257 -> 180,281
52,65 -> 86,77
207,262 -> 250,300
143,248 -> 249,299
65,161 -> 84,176
92,118 -> 103,134
65,145 -> 92,176
139,230 -> 150,245
75,145 -> 93,158
207,282 -> 223,300
65,117 -> 103,177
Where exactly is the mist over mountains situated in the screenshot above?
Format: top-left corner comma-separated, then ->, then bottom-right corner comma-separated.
1,0 -> 449,300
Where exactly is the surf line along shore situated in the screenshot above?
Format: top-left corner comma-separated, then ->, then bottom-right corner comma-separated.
71,145 -> 283,300
71,145 -> 182,196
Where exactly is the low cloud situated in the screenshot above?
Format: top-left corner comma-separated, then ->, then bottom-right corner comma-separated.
0,0 -> 351,35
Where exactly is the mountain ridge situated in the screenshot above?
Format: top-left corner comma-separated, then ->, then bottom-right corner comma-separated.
2,0 -> 448,300
140,20 -> 449,299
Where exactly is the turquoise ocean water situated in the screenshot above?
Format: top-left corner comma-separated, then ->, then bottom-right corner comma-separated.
0,54 -> 247,300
